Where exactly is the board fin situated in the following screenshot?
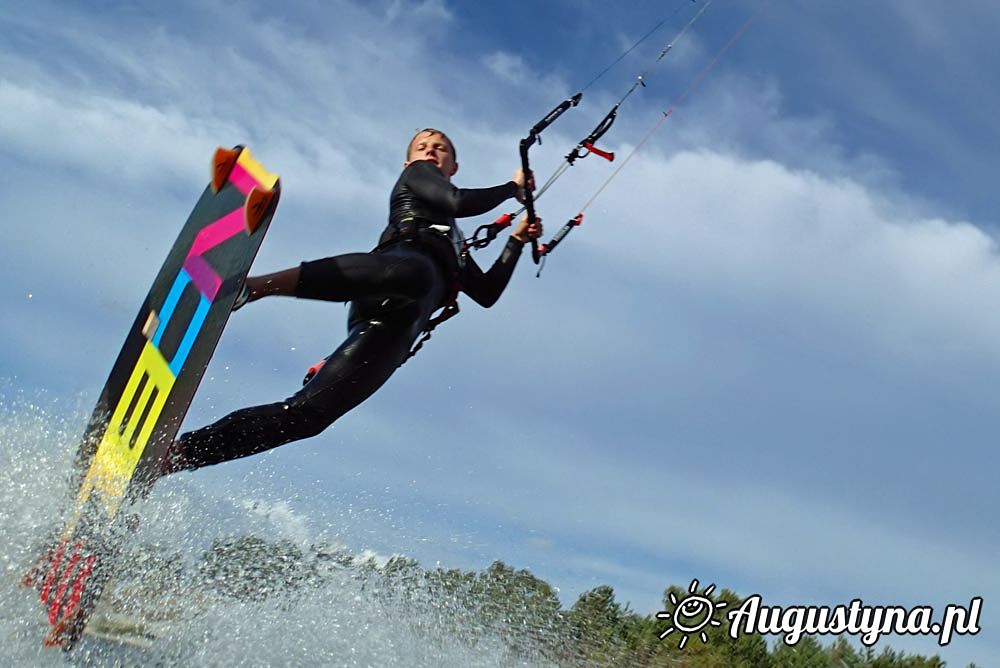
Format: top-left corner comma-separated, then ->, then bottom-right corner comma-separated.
245,184 -> 280,234
211,146 -> 244,193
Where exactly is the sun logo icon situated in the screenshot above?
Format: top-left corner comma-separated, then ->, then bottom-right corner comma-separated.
656,578 -> 728,649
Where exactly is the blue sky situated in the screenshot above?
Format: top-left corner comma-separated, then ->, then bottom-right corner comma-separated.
1,0 -> 997,665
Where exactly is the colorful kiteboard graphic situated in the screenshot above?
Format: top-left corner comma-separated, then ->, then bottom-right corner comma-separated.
22,146 -> 280,649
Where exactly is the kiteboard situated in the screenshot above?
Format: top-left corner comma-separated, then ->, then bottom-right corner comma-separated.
22,145 -> 281,649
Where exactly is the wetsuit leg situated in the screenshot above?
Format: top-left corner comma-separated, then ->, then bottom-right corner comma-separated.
173,243 -> 448,471
296,243 -> 440,303
178,315 -> 416,469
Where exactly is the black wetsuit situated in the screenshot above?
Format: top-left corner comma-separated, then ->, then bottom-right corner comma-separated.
175,160 -> 524,471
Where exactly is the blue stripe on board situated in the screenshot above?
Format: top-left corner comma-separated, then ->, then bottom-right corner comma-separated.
169,294 -> 211,375
153,269 -> 192,348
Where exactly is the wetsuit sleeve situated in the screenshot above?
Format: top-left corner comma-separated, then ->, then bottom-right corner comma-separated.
460,237 -> 526,308
406,160 -> 517,218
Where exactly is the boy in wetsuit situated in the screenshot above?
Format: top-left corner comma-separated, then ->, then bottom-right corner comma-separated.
163,129 -> 541,474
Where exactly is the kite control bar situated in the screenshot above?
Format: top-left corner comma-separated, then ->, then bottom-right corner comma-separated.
519,93 -> 581,263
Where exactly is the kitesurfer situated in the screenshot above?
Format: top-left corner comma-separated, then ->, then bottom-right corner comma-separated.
162,129 -> 541,474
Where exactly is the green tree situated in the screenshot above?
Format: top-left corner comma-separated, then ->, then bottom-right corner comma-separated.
565,585 -> 633,666
197,534 -> 318,601
771,636 -> 833,668
867,646 -> 945,668
473,561 -> 563,641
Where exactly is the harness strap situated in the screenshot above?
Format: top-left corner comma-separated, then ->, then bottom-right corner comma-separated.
302,283 -> 462,384
401,296 -> 461,367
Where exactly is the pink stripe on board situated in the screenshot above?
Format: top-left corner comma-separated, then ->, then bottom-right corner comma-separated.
189,208 -> 244,258
183,255 -> 223,301
228,162 -> 257,195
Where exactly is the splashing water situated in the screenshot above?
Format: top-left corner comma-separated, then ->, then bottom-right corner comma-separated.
0,388 -> 556,667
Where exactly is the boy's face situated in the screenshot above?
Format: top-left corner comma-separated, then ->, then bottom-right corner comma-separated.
405,131 -> 458,178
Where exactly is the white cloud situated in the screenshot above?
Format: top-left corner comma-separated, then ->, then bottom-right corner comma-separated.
483,51 -> 528,85
384,0 -> 452,23
594,149 -> 1000,365
0,79 -> 231,187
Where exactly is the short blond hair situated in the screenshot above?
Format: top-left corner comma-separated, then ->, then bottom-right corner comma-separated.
407,128 -> 456,162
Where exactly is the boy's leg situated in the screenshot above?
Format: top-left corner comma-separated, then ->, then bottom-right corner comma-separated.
167,313 -> 417,473
163,243 -> 448,474
296,247 -> 439,302
242,245 -> 440,307
242,266 -> 301,303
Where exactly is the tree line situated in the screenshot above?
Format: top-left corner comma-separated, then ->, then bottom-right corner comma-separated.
102,535 -> 976,668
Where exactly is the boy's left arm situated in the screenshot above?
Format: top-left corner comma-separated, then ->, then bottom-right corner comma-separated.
461,215 -> 542,307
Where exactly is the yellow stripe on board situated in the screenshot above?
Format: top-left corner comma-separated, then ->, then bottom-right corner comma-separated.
75,341 -> 176,519
237,147 -> 279,190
